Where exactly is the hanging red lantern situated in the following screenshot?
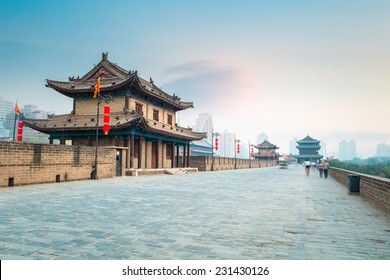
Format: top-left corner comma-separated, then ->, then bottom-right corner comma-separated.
103,105 -> 110,135
17,121 -> 23,141
104,105 -> 110,115
103,123 -> 110,134
215,137 -> 219,151
237,143 -> 240,154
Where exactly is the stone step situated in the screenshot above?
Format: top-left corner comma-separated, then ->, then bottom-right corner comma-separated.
126,168 -> 198,176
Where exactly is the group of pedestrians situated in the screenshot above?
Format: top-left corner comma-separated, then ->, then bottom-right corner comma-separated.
303,159 -> 329,178
317,160 -> 329,178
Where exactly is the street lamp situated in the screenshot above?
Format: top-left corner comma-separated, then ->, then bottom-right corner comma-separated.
211,130 -> 220,171
93,91 -> 114,180
234,137 -> 241,169
249,142 -> 255,168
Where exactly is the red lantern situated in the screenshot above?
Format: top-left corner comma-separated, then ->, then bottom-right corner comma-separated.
104,105 -> 110,114
237,143 -> 240,154
260,150 -> 263,157
17,121 -> 23,142
103,123 -> 110,135
103,105 -> 110,135
251,147 -> 254,156
215,137 -> 219,151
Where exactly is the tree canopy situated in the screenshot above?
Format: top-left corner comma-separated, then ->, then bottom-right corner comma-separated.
330,159 -> 390,179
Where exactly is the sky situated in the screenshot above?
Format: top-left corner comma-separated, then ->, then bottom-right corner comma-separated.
1,0 -> 389,158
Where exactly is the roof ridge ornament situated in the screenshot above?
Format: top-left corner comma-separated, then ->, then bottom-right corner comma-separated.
102,52 -> 108,60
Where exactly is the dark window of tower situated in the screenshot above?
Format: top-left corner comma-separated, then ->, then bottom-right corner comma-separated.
153,109 -> 159,121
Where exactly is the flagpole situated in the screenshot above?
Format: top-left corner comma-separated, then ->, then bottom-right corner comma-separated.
92,76 -> 113,180
249,140 -> 251,168
12,112 -> 17,142
94,92 -> 100,180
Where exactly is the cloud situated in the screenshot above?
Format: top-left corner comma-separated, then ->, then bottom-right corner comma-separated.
163,60 -> 254,110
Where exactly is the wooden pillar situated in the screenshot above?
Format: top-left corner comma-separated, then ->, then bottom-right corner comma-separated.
182,145 -> 186,167
49,136 -> 53,144
144,139 -> 148,168
130,134 -> 134,168
186,143 -> 190,167
138,137 -> 143,169
171,142 -> 175,168
156,140 -> 160,169
125,137 -> 130,169
60,137 -> 65,145
176,145 -> 180,168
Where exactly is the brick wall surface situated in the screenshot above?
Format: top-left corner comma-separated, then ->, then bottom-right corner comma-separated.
190,156 -> 276,171
75,96 -> 125,115
0,142 -> 117,187
329,167 -> 390,214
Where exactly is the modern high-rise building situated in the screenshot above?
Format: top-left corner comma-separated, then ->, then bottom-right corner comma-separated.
0,96 -> 13,119
237,140 -> 249,159
289,137 -> 298,155
5,104 -> 50,143
0,118 -> 10,138
219,130 -> 236,158
256,133 -> 268,145
376,143 -> 390,157
191,113 -> 213,156
192,113 -> 213,143
339,140 -> 357,161
320,141 -> 327,158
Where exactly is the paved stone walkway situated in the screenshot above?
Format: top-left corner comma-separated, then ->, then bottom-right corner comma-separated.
0,165 -> 389,259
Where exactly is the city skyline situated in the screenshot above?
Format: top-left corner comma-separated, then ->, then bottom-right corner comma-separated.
1,0 -> 389,157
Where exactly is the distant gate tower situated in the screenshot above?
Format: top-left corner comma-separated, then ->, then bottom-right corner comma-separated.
252,140 -> 279,160
295,135 -> 322,163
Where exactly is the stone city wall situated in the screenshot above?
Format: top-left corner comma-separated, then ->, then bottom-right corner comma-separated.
190,156 -> 276,171
329,167 -> 390,214
0,142 -> 117,187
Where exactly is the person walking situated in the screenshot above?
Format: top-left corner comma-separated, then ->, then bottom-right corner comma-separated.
318,160 -> 324,178
323,160 -> 329,178
303,159 -> 311,177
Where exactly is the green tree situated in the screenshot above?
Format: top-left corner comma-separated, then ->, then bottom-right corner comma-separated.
329,159 -> 390,179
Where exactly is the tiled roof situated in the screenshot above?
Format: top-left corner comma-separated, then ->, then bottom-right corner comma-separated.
133,76 -> 194,110
255,140 -> 279,150
23,112 -> 206,141
45,53 -> 193,111
139,118 -> 206,141
23,111 -> 142,133
46,75 -> 135,96
299,135 -> 319,142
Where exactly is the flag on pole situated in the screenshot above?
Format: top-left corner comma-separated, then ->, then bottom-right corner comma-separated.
15,99 -> 21,115
93,77 -> 100,98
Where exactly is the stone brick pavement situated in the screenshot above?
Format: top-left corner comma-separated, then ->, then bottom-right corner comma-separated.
0,165 -> 389,259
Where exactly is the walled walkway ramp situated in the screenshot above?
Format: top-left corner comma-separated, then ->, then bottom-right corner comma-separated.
0,165 -> 389,259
